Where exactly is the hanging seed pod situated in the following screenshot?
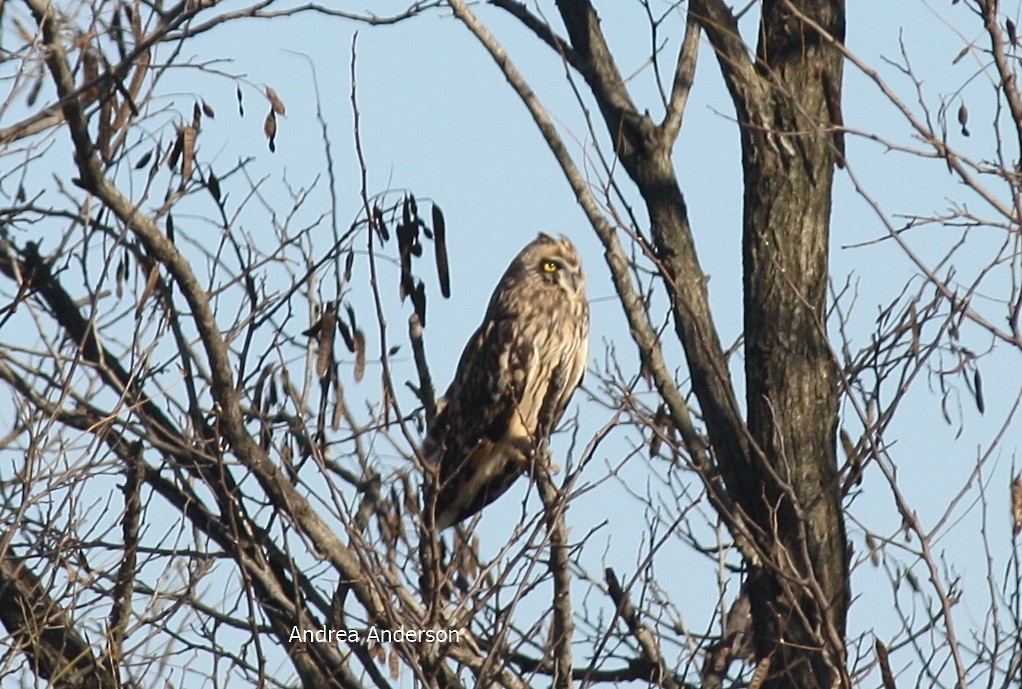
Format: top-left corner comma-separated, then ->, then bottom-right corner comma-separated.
180,125 -> 196,181
1011,475 -> 1022,537
957,103 -> 970,137
352,329 -> 366,383
343,249 -> 354,282
432,204 -> 450,298
205,167 -> 221,203
263,110 -> 277,152
973,368 -> 985,414
266,86 -> 286,115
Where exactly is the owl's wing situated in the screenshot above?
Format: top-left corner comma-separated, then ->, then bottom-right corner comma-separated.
426,315 -> 532,481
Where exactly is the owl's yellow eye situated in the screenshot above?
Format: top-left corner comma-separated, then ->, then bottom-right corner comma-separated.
542,260 -> 559,273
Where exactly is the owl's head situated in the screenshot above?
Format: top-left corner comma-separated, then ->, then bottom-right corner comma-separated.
512,233 -> 585,298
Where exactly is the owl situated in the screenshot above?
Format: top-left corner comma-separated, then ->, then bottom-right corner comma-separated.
424,233 -> 589,530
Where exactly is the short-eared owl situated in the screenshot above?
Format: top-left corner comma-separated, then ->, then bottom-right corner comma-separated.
424,233 -> 589,530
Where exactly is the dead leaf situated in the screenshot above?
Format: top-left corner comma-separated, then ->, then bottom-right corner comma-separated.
432,204 -> 450,298
397,215 -> 415,301
134,149 -> 152,169
388,647 -> 399,680
263,110 -> 277,152
253,364 -> 273,412
317,305 -> 337,380
331,379 -> 345,429
371,204 -> 389,242
26,75 -> 42,107
748,656 -> 771,689
344,249 -> 354,282
336,317 -> 355,352
353,329 -> 366,383
206,168 -> 221,203
266,86 -> 286,115
236,84 -> 244,116
136,263 -> 160,319
973,368 -> 985,414
180,125 -> 196,181
148,140 -> 162,182
116,255 -> 125,299
957,103 -> 970,137
168,128 -> 184,171
1011,475 -> 1022,537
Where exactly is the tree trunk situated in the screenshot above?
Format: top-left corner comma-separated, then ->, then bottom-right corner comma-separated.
731,1 -> 849,686
502,1 -> 850,685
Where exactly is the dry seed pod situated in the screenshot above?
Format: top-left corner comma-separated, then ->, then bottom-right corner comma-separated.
353,329 -> 366,382
205,168 -> 221,203
134,149 -> 152,169
263,110 -> 277,152
26,75 -> 43,107
1011,475 -> 1022,537
136,264 -> 160,320
432,204 -> 450,298
343,249 -> 354,282
180,125 -> 196,181
316,305 -> 337,380
957,103 -> 970,137
266,86 -> 286,115
168,128 -> 184,170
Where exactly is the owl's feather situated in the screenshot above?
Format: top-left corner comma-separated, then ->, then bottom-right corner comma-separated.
424,233 -> 588,530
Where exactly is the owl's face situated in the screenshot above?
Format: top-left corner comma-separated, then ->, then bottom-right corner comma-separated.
516,234 -> 585,299
485,233 -> 586,319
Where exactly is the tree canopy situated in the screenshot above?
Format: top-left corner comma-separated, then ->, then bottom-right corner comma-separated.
1,1 -> 1020,688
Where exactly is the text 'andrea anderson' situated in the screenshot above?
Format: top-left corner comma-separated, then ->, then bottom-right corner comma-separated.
290,626 -> 464,645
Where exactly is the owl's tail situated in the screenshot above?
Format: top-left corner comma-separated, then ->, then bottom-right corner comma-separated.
434,437 -> 532,530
